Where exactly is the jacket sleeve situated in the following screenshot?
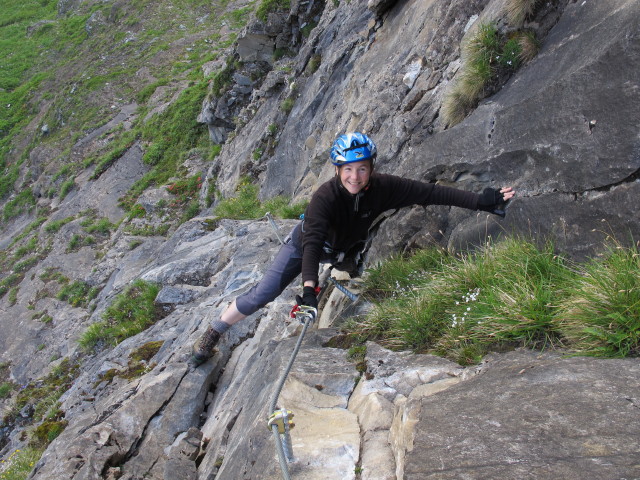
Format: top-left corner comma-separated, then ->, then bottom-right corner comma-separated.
381,175 -> 479,211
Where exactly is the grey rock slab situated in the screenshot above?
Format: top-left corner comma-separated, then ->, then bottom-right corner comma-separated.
401,349 -> 640,480
200,328 -> 361,480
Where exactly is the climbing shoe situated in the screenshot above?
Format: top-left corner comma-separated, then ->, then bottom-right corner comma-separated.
189,326 -> 220,367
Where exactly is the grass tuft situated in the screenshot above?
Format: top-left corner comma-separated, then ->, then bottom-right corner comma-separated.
256,0 -> 291,23
78,279 -> 162,351
442,23 -> 539,126
505,0 -> 542,27
557,242 -> 640,357
213,179 -> 307,220
516,30 -> 540,63
349,238 -> 640,365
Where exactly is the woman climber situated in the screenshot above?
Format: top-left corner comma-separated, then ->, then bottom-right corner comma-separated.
190,132 -> 515,366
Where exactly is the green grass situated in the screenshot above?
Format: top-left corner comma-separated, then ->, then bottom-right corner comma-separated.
12,237 -> 38,260
119,80 -> 210,210
0,273 -> 22,298
349,238 -> 640,365
78,279 -> 162,351
88,130 -> 137,179
15,358 -> 80,423
2,189 -> 36,222
0,0 -> 57,117
0,1 -> 94,191
0,381 -> 13,399
94,340 -> 163,386
213,179 -> 308,220
81,217 -> 113,235
225,5 -> 253,29
280,97 -> 295,113
136,78 -> 170,103
0,0 -> 239,210
0,447 -> 43,480
44,216 -> 74,234
56,280 -> 100,308
256,0 -> 290,22
557,243 -> 640,357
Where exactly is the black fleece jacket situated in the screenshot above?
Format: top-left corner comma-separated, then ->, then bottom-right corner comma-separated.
301,173 -> 479,284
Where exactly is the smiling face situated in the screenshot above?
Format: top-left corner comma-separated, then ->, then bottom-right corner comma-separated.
335,160 -> 372,195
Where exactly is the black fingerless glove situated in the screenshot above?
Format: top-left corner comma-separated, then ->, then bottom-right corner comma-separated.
477,187 -> 505,212
296,286 -> 318,310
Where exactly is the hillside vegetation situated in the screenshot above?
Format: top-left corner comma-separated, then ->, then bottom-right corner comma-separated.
1,0 -> 265,222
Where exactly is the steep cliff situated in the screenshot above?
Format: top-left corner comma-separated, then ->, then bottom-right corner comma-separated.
0,0 -> 639,479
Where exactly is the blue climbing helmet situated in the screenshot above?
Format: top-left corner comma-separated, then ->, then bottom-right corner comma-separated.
330,132 -> 377,166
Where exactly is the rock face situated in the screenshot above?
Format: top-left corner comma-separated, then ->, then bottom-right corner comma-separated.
1,0 -> 640,479
212,0 -> 640,260
401,349 -> 640,479
18,218 -> 640,479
